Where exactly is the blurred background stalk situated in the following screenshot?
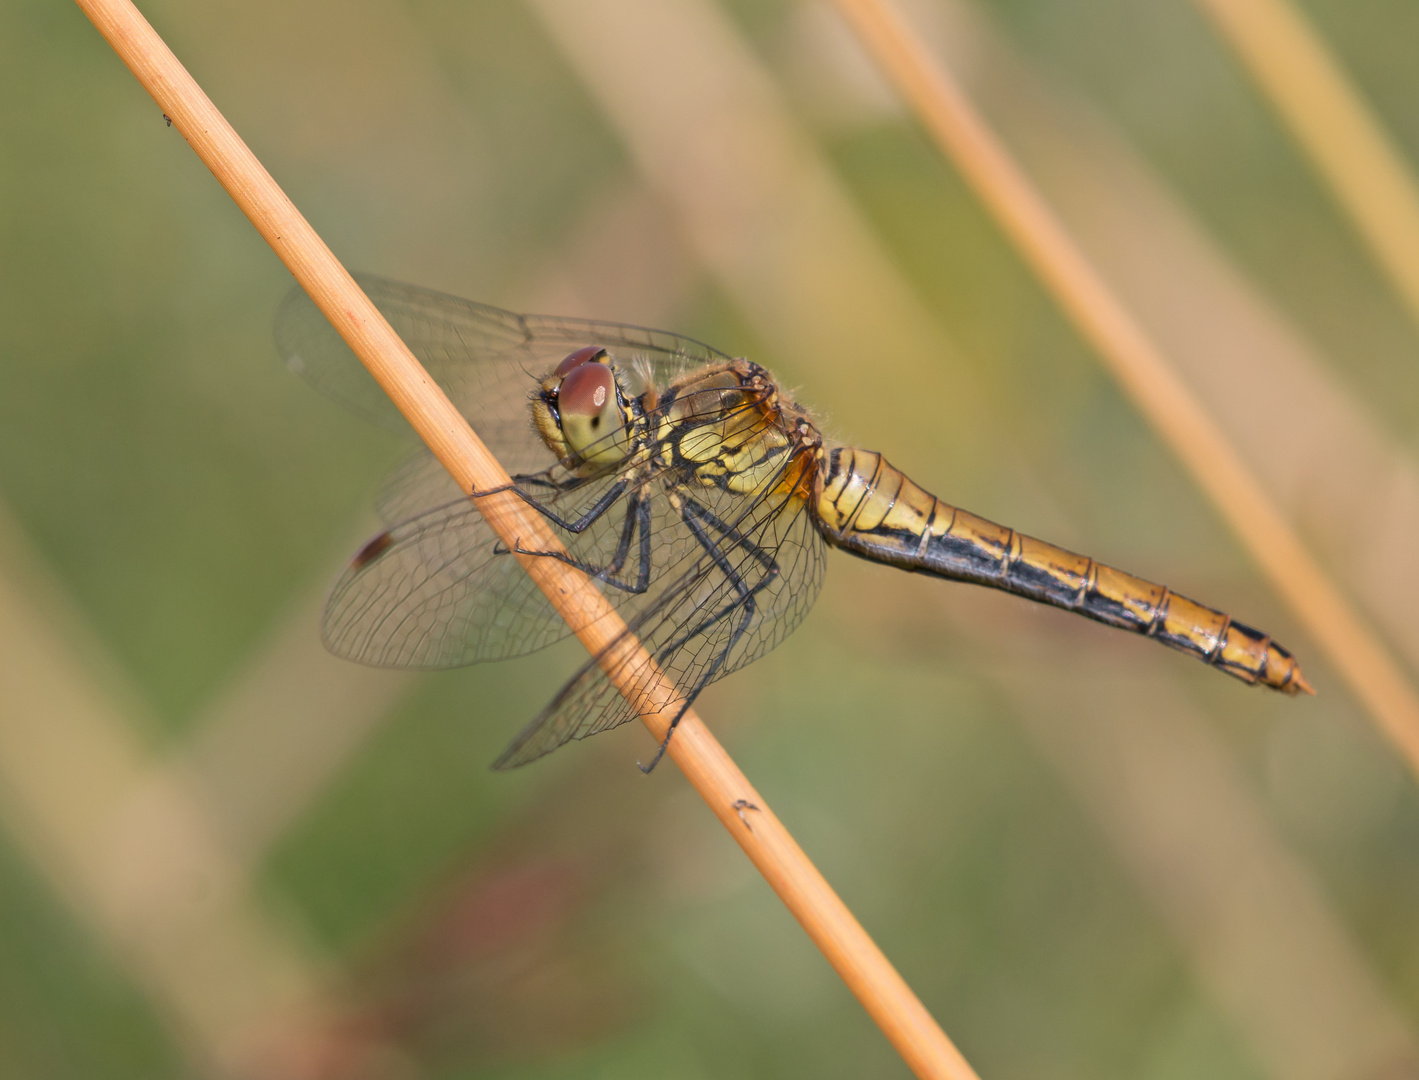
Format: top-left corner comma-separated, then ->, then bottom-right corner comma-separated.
1191,0 -> 1419,333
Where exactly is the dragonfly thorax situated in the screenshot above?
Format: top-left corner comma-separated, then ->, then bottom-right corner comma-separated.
659,360 -> 821,499
667,370 -> 759,462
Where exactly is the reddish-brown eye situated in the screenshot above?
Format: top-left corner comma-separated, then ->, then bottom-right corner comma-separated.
554,345 -> 607,378
558,360 -> 616,416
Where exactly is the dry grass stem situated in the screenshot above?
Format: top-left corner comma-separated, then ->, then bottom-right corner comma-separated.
832,0 -> 1419,779
73,0 -> 977,1075
1190,0 -> 1419,330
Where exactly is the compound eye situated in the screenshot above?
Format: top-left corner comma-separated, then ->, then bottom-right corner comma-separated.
554,345 -> 607,378
558,361 -> 625,463
559,361 -> 615,417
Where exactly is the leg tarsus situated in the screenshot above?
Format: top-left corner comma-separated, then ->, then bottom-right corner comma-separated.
511,530 -> 650,594
637,704 -> 691,773
468,480 -> 517,499
513,477 -> 630,533
637,494 -> 774,774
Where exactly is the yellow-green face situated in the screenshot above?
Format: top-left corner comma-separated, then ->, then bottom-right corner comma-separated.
533,346 -> 634,471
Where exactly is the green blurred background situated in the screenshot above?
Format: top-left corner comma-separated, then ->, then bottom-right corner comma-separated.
4,0 -> 1419,1077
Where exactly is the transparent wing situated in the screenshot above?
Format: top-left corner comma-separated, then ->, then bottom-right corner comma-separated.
324,460 -> 655,668
324,498 -> 559,667
373,450 -> 465,527
492,452 -> 827,769
283,276 -> 826,765
318,361 -> 789,674
276,274 -> 731,473
324,411 -> 827,754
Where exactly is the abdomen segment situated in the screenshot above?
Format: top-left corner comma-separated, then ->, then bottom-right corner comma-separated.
814,448 -> 1311,694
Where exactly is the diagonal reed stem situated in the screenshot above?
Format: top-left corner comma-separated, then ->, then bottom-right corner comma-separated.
832,0 -> 1419,780
73,1 -> 977,1076
1189,0 -> 1419,333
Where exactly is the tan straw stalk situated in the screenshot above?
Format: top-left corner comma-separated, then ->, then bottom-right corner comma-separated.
72,1 -> 978,1076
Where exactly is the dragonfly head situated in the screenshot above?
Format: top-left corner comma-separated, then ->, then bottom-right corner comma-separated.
535,346 -> 634,470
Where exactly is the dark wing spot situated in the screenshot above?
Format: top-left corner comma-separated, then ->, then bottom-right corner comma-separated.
351,530 -> 395,570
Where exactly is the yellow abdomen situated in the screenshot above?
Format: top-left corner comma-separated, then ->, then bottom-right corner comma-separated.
814,447 -> 1310,694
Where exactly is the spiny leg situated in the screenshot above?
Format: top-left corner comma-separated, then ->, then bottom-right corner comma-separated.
515,493 -> 653,594
469,467 -> 578,499
638,493 -> 781,773
474,462 -> 635,533
657,497 -> 782,653
487,472 -> 635,562
505,476 -> 632,534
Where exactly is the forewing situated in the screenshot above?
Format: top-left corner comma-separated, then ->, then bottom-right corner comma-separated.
492,454 -> 827,769
323,388 -> 784,671
374,450 -> 465,527
285,276 -> 817,758
323,498 -> 566,668
323,462 -> 658,667
277,274 -> 731,473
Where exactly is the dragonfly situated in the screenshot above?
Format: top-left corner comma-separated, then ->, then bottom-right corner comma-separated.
278,275 -> 1311,771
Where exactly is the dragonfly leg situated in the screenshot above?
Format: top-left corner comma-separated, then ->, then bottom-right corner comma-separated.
507,467 -> 569,491
638,495 -> 781,773
513,494 -> 653,594
505,476 -> 632,534
489,475 -> 633,557
474,468 -> 622,532
594,491 -> 651,585
470,464 -> 580,498
654,499 -> 782,652
469,477 -> 540,500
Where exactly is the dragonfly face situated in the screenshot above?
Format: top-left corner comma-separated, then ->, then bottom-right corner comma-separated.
533,345 -> 636,471
277,275 -> 1310,771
